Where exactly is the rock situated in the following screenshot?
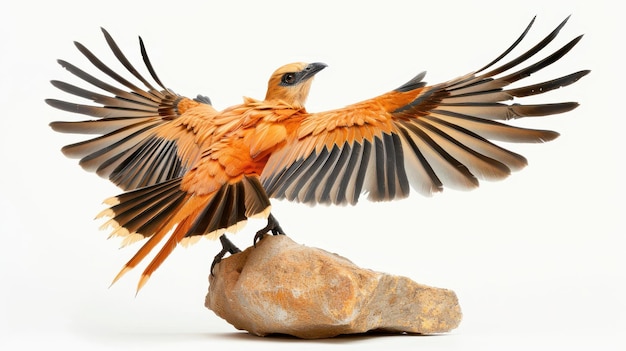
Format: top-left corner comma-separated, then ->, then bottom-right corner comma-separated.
205,235 -> 462,339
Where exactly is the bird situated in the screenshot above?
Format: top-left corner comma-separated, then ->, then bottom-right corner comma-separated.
47,16 -> 588,292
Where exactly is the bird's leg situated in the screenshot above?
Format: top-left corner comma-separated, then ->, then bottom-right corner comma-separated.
210,234 -> 242,275
253,213 -> 285,246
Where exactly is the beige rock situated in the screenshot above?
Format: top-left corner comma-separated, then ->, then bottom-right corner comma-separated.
205,235 -> 461,339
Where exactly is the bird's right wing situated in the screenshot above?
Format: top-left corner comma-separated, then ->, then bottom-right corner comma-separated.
262,16 -> 589,205
47,28 -> 217,191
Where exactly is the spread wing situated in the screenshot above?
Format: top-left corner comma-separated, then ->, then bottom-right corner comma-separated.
47,29 -> 272,290
261,16 -> 589,205
47,27 -> 215,191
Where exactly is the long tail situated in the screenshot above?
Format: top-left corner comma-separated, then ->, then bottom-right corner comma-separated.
98,176 -> 271,292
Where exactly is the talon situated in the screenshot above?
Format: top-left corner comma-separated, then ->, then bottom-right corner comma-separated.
211,235 -> 241,276
253,213 -> 285,246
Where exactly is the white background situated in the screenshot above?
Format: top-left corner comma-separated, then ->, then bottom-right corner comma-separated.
1,0 -> 623,350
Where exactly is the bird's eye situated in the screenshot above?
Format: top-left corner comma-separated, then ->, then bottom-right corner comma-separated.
281,73 -> 296,85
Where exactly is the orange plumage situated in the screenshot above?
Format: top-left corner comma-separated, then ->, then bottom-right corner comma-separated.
48,17 -> 589,292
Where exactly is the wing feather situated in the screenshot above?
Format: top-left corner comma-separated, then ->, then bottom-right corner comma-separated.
48,28 -> 215,191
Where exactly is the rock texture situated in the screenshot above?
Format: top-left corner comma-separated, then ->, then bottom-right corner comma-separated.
205,235 -> 461,339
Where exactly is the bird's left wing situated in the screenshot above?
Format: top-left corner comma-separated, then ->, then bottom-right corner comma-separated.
261,17 -> 589,205
47,28 -> 216,191
47,29 -> 274,289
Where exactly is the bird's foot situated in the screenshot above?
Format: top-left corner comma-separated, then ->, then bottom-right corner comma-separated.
210,234 -> 242,275
253,213 -> 285,246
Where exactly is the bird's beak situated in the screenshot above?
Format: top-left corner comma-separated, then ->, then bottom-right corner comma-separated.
300,62 -> 327,81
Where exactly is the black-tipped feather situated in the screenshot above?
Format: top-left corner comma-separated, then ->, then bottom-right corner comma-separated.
429,109 -> 560,142
100,28 -> 165,97
474,16 -> 537,74
52,59 -> 155,106
373,137 -> 387,199
50,117 -> 156,135
49,80 -> 156,111
391,133 -> 411,196
242,176 -> 272,217
396,126 -> 443,191
352,140 -> 372,204
399,120 -> 479,189
139,36 -> 171,95
506,70 -> 590,97
319,143 -> 352,203
336,141 -> 363,204
47,99 -> 157,118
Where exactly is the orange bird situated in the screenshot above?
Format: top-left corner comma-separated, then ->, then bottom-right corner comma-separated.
48,17 -> 588,292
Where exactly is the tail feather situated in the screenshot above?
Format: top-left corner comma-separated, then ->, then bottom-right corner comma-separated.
136,216 -> 196,292
99,175 -> 271,292
99,179 -> 188,259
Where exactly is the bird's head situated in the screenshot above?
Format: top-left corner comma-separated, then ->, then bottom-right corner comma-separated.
264,62 -> 327,109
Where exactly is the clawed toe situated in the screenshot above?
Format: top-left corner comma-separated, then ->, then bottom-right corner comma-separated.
211,235 -> 241,275
253,213 -> 285,246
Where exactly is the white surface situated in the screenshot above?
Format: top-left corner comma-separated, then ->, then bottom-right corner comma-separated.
1,1 -> 623,350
